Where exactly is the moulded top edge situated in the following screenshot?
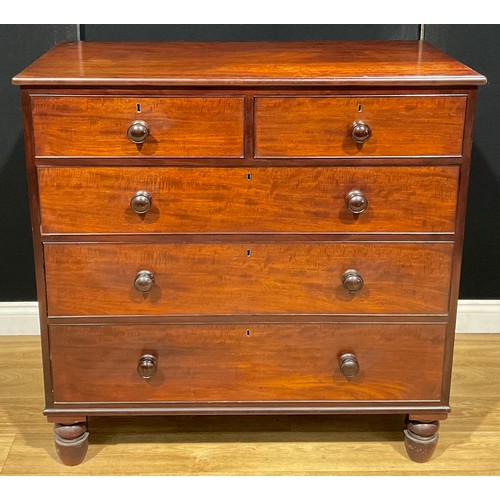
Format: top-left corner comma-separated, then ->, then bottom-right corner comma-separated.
12,75 -> 488,87
12,40 -> 487,87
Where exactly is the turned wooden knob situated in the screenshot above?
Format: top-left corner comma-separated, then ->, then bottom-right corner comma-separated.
345,190 -> 368,214
137,354 -> 157,379
134,270 -> 155,293
350,121 -> 371,144
130,191 -> 152,214
339,353 -> 360,378
127,120 -> 149,144
342,269 -> 364,293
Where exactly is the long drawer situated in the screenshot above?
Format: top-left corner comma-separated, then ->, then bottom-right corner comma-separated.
37,166 -> 459,234
31,96 -> 245,157
255,95 -> 467,157
44,242 -> 453,316
49,323 -> 446,403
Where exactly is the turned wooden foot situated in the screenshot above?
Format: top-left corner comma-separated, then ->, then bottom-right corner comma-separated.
54,421 -> 89,466
404,416 -> 440,463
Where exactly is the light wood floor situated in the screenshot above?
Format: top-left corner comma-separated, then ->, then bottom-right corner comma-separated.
0,334 -> 499,475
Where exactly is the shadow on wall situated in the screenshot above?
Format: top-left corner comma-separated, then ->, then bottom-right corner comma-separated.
0,134 -> 36,301
82,24 -> 420,42
460,145 -> 500,298
0,25 -> 78,302
424,25 -> 500,299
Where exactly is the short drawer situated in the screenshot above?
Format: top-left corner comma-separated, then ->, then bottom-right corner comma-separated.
49,323 -> 445,403
255,95 -> 466,157
30,96 -> 244,157
38,166 -> 459,234
44,242 -> 453,316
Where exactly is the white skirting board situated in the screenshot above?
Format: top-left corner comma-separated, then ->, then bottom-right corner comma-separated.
455,300 -> 500,333
0,302 -> 40,335
0,300 -> 499,335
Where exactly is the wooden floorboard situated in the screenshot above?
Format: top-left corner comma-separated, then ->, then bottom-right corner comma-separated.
0,334 -> 499,475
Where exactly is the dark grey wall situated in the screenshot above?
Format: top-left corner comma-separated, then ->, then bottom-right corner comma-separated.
0,25 -> 78,301
83,24 -> 419,41
2,25 -> 497,301
425,25 -> 500,298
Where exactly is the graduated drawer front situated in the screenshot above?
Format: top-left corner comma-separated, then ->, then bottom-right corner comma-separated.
44,242 -> 453,316
38,166 -> 459,234
49,323 -> 445,403
30,96 -> 244,157
255,96 -> 466,157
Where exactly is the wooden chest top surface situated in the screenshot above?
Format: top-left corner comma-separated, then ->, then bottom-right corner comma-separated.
12,40 -> 487,87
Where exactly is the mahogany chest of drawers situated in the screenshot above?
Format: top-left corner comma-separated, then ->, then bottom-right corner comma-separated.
13,41 -> 486,465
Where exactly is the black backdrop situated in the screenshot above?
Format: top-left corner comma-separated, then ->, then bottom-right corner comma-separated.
2,24 -> 498,301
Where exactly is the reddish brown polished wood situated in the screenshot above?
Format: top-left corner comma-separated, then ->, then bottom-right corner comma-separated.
43,242 -> 453,316
53,422 -> 89,466
49,323 -> 446,403
13,41 -> 486,464
37,166 -> 459,234
12,41 -> 486,87
255,96 -> 467,157
404,416 -> 440,463
31,96 -> 244,157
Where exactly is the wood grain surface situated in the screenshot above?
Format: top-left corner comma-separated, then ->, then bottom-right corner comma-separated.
43,242 -> 453,316
12,41 -> 487,87
11,39 -> 488,472
255,96 -> 466,157
31,96 -> 244,157
48,323 -> 445,403
37,166 -> 459,234
1,334 -> 499,475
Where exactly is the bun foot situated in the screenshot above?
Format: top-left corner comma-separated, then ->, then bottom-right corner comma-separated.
404,416 -> 440,463
54,422 -> 89,466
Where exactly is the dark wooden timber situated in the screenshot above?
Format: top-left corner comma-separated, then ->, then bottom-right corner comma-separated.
45,314 -> 449,325
440,89 -> 479,406
13,41 -> 486,465
53,421 -> 89,466
44,405 -> 452,420
20,89 -> 54,408
404,416 -> 440,463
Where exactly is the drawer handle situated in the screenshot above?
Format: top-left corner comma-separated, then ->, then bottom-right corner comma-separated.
130,191 -> 153,214
342,269 -> 364,294
345,190 -> 368,214
134,270 -> 155,293
127,120 -> 150,144
338,353 -> 360,379
137,354 -> 157,379
350,121 -> 371,144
